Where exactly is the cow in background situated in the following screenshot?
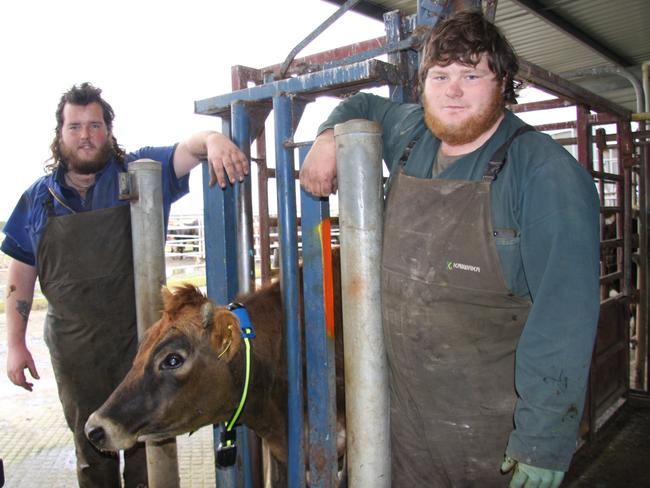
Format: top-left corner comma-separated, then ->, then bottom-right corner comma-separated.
84,255 -> 345,476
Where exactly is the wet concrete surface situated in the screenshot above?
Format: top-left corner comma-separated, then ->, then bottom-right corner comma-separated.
0,309 -> 216,487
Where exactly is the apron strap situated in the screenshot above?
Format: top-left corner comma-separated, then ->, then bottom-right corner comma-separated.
398,137 -> 420,169
46,186 -> 77,215
384,133 -> 424,198
386,123 -> 535,194
482,125 -> 536,182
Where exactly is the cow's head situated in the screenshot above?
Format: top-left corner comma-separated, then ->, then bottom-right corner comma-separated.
85,284 -> 243,452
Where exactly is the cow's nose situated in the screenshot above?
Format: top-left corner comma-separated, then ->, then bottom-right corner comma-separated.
86,426 -> 106,447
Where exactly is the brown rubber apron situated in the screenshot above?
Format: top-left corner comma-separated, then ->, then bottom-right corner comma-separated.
38,200 -> 147,488
382,128 -> 533,487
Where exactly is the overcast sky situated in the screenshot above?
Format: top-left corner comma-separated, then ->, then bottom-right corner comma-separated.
0,0 -> 387,220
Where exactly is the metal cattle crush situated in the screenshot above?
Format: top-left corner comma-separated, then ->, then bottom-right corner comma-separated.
193,1 -> 649,487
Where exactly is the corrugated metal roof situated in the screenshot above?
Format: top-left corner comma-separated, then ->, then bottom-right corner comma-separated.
325,0 -> 650,113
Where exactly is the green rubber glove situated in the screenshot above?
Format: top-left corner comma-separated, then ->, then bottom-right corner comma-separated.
501,456 -> 565,488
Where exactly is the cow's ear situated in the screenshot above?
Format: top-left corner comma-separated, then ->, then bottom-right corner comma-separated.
203,305 -> 242,362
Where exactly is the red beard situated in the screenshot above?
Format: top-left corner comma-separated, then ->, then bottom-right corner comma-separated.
423,87 -> 504,146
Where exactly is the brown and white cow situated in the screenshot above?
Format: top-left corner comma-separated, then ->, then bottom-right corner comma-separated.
84,261 -> 345,469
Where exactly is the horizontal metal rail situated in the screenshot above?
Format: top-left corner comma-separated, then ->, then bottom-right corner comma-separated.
195,59 -> 402,117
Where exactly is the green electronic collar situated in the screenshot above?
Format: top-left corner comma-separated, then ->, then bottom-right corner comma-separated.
216,302 -> 256,468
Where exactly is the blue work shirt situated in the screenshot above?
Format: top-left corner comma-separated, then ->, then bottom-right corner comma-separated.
319,92 -> 600,471
2,145 -> 189,267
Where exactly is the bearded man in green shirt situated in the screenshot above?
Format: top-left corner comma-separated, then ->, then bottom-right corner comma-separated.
300,10 -> 600,488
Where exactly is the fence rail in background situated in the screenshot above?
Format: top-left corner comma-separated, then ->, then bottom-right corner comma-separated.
165,214 -> 341,282
0,213 -> 330,306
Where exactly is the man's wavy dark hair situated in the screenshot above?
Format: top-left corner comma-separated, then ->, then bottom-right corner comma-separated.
45,82 -> 125,172
418,10 -> 521,104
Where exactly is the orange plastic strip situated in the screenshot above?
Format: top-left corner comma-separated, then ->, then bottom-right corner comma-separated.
319,218 -> 335,339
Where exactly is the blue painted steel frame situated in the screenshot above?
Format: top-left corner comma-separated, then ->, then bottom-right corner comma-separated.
385,10 -> 420,103
299,145 -> 339,487
202,118 -> 253,488
196,12 -> 423,484
195,59 -> 401,116
230,102 -> 257,488
273,95 -> 306,488
202,121 -> 239,304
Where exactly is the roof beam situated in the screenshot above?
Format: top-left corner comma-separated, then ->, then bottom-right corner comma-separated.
510,0 -> 634,68
518,59 -> 630,118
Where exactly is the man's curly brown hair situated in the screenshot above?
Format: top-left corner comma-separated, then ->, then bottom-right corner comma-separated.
45,82 -> 125,173
418,10 -> 521,104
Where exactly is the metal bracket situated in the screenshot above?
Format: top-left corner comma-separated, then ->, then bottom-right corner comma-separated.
416,0 -> 447,28
118,172 -> 137,201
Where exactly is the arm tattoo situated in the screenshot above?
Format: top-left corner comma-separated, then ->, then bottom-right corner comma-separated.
16,300 -> 32,325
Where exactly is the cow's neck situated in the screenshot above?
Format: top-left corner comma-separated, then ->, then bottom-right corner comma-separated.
231,300 -> 290,463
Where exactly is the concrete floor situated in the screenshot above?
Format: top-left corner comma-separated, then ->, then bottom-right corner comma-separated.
0,309 -> 217,488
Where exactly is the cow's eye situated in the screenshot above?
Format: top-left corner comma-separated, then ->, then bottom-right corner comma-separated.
160,353 -> 184,370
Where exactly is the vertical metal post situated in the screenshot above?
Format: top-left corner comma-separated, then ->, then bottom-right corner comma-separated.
273,94 -> 305,488
636,122 -> 648,391
642,65 -> 650,392
203,119 -> 240,303
255,131 -> 273,283
618,115 -> 647,389
232,101 -> 263,488
594,128 -> 607,300
618,119 -> 634,407
202,118 -> 248,488
232,102 -> 256,294
128,159 -> 180,488
334,120 -> 390,487
576,105 -> 591,169
299,144 -> 338,488
385,10 -> 418,104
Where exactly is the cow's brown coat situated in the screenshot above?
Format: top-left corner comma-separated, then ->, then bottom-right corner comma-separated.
84,257 -> 344,466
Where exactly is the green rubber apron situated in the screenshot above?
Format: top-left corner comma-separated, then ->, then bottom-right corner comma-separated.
38,199 -> 147,488
382,128 -> 533,487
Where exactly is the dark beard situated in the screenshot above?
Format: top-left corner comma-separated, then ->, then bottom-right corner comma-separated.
60,141 -> 113,175
423,87 -> 504,146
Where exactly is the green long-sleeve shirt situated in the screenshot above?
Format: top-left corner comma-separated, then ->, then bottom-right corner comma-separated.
319,92 -> 600,471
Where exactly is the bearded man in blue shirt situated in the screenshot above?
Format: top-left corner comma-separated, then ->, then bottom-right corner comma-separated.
300,10 -> 600,488
3,82 -> 248,488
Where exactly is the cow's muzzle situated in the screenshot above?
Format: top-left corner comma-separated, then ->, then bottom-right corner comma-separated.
86,425 -> 107,448
84,412 -> 137,452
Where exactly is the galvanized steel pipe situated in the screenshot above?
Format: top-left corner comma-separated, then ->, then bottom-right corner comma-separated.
128,159 -> 180,488
232,102 -> 256,296
334,119 -> 390,487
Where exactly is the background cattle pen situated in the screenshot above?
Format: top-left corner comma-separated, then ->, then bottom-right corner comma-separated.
1,0 -> 650,487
